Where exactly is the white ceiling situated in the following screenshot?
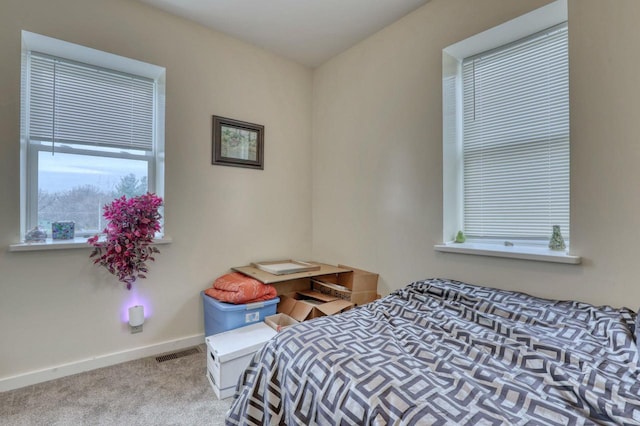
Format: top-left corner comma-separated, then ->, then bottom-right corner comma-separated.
138,0 -> 430,67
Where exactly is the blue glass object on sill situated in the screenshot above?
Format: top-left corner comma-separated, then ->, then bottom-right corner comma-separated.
52,221 -> 75,240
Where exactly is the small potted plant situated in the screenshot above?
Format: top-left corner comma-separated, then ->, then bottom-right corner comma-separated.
88,193 -> 163,290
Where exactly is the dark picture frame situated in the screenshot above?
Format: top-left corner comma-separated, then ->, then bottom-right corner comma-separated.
212,115 -> 264,170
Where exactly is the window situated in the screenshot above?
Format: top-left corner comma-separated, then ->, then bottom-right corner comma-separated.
440,0 -> 577,263
462,24 -> 569,241
20,32 -> 165,241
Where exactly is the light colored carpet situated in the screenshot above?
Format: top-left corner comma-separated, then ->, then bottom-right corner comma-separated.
0,345 -> 232,425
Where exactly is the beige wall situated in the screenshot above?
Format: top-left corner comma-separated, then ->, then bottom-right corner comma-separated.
0,0 -> 312,380
312,0 -> 640,308
3,0 -> 640,386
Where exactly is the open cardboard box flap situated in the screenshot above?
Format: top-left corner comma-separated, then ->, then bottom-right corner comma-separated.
297,290 -> 338,303
277,293 -> 353,322
311,279 -> 379,306
278,296 -> 314,322
315,299 -> 353,316
277,296 -> 297,315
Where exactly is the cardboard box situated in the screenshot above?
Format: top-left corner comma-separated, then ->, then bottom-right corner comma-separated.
310,280 -> 350,299
277,293 -> 353,322
314,265 -> 378,293
277,295 -> 321,321
337,265 -> 378,292
350,291 -> 379,306
311,279 -> 379,307
264,313 -> 299,332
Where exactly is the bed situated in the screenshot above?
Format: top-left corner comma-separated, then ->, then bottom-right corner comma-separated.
225,278 -> 640,425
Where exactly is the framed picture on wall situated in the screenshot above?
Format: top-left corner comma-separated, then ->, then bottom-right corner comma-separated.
212,115 -> 264,170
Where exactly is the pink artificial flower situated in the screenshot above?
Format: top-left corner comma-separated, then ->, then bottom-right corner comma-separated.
88,193 -> 163,290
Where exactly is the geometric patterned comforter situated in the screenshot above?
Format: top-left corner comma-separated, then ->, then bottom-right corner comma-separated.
226,278 -> 640,425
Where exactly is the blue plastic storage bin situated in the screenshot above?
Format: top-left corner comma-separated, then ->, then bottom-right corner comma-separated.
201,291 -> 279,336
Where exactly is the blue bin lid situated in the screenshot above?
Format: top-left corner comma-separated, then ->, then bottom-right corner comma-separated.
201,291 -> 279,311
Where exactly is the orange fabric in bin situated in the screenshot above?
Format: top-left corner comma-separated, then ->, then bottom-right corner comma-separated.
204,272 -> 277,304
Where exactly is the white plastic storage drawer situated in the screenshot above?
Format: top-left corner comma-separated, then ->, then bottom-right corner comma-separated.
205,322 -> 276,399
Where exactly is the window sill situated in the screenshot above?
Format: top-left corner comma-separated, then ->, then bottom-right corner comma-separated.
434,242 -> 581,264
8,236 -> 172,252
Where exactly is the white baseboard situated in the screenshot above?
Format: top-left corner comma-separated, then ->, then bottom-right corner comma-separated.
0,334 -> 205,392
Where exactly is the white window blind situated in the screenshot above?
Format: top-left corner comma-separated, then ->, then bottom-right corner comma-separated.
28,53 -> 155,151
462,23 -> 569,240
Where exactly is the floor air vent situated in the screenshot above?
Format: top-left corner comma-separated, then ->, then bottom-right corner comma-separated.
155,347 -> 201,363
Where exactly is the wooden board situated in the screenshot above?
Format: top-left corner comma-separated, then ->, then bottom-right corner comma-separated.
252,260 -> 321,275
232,262 -> 352,284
